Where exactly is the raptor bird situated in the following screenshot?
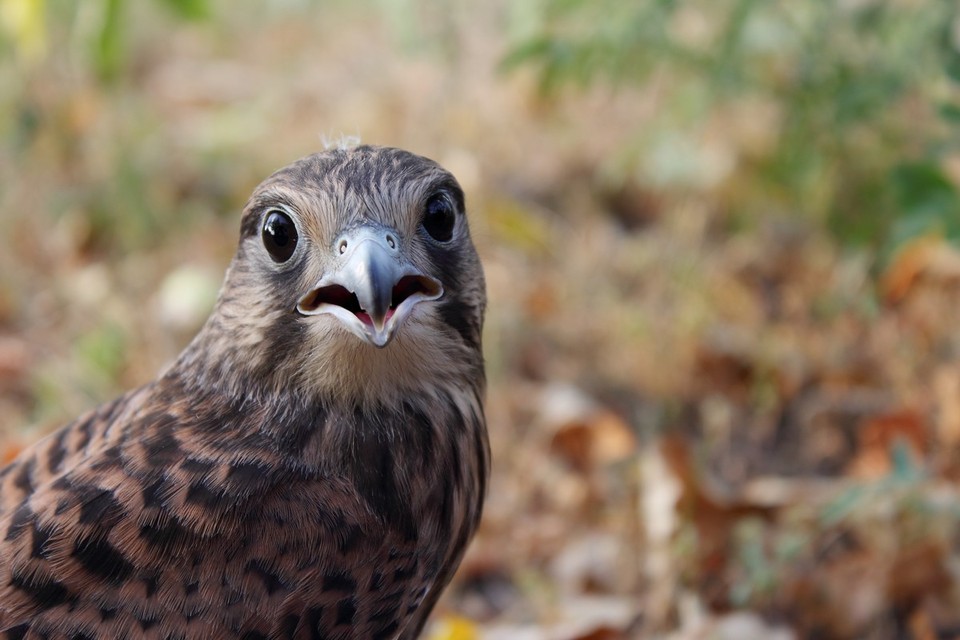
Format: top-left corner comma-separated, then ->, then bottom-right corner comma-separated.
0,145 -> 488,639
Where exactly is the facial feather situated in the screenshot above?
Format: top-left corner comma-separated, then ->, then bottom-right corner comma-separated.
178,146 -> 484,407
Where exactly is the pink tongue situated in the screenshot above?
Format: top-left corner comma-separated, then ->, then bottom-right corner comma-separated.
355,309 -> 395,327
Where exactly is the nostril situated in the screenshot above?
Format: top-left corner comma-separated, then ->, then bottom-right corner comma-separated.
385,234 -> 396,250
338,239 -> 348,254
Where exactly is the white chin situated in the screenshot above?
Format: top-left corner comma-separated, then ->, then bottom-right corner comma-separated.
302,293 -> 437,349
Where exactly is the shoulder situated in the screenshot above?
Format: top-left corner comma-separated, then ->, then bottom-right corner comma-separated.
0,387 -> 149,518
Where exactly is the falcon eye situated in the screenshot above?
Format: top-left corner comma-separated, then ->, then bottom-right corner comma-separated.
262,210 -> 298,263
422,193 -> 456,243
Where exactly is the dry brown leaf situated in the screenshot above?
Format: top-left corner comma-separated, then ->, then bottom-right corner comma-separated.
933,366 -> 960,447
881,237 -> 960,304
524,277 -> 558,322
0,336 -> 28,383
785,549 -> 885,639
882,237 -> 939,303
783,539 -> 950,638
908,609 -> 937,640
847,409 -> 927,480
660,437 -> 776,609
551,422 -> 594,473
1,441 -> 23,465
549,411 -> 637,474
886,542 -> 950,612
565,625 -> 628,640
693,332 -> 755,401
913,591 -> 960,640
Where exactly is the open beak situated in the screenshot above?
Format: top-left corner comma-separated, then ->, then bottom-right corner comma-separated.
295,225 -> 443,348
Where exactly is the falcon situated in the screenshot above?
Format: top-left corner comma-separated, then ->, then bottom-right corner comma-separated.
0,145 -> 488,639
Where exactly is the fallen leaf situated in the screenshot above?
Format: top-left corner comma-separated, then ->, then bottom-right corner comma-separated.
881,236 -> 960,304
0,335 -> 29,383
660,436 -> 776,609
427,616 -> 479,640
549,411 -> 637,474
785,549 -> 885,638
1,441 -> 23,465
933,366 -> 960,447
847,409 -> 927,480
566,625 -> 628,640
886,542 -> 950,612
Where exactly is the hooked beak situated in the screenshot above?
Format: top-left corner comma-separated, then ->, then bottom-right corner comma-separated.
295,225 -> 443,347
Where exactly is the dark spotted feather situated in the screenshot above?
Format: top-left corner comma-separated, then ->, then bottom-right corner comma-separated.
0,145 -> 488,639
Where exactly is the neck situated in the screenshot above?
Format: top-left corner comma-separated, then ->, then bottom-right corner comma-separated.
171,296 -> 484,411
153,345 -> 488,505
166,299 -> 485,416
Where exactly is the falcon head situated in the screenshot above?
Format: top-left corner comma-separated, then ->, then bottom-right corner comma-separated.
179,146 -> 486,403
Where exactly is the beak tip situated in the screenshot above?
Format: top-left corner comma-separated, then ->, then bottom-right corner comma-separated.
370,330 -> 392,348
297,225 -> 442,348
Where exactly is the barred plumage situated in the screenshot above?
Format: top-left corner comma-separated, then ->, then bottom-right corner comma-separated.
0,146 -> 488,639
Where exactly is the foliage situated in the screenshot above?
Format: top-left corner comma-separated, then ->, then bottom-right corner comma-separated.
0,0 -> 209,81
504,0 -> 960,254
5,2 -> 960,636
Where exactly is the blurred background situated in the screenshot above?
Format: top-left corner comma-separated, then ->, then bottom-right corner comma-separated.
2,1 -> 960,638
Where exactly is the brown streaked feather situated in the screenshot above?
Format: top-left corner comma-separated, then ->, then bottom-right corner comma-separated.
0,145 -> 488,639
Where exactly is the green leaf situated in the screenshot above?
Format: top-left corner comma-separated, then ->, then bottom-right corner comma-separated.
499,36 -> 557,74
889,161 -> 960,247
941,18 -> 960,84
158,0 -> 210,21
889,438 -> 923,483
95,0 -> 125,82
940,103 -> 960,124
75,324 -> 127,387
820,485 -> 866,526
945,54 -> 960,84
892,162 -> 960,218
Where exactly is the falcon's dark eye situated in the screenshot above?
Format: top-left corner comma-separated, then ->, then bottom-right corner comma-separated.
422,193 -> 456,243
262,210 -> 298,263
